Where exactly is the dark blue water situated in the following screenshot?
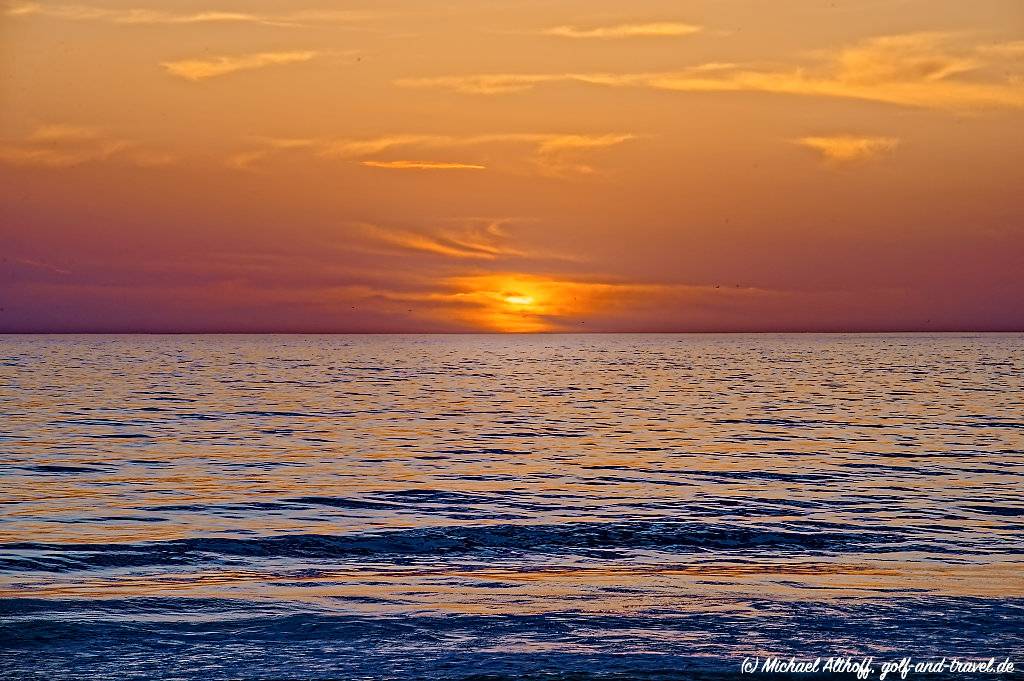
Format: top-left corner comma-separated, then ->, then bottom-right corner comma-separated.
1,334 -> 1022,679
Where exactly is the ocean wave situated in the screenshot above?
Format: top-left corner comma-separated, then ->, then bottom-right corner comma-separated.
0,521 -> 906,573
2,597 -> 1021,680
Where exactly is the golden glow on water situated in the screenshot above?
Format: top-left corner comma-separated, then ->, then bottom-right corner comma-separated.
4,560 -> 1022,613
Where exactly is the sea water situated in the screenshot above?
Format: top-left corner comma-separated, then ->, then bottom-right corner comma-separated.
1,334 -> 1022,679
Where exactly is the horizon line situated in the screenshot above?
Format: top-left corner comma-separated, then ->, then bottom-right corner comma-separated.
2,329 -> 1023,336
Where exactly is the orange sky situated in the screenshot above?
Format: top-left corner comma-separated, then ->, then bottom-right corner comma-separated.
1,0 -> 1022,332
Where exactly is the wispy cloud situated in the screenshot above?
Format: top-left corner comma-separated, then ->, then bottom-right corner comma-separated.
795,135 -> 900,164
14,258 -> 72,276
361,160 -> 487,170
530,133 -> 635,176
543,22 -> 702,39
229,133 -> 636,177
162,51 -> 321,81
356,220 -> 525,260
977,40 -> 1024,59
397,33 -> 1024,110
0,124 -> 175,168
396,66 -> 738,96
5,3 -> 374,27
0,143 -> 123,167
398,73 -> 594,95
25,124 -> 103,142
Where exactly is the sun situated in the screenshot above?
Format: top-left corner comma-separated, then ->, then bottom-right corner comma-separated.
444,274 -> 603,332
503,294 -> 536,307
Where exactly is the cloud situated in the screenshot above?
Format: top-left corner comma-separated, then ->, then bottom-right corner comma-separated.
397,73 -> 584,95
530,133 -> 635,176
795,135 -> 900,163
26,124 -> 103,142
162,51 -> 320,81
361,160 -> 487,170
0,144 -> 121,167
356,220 -> 526,260
831,32 -> 978,84
396,69 -> 742,95
224,137 -> 319,170
14,258 -> 72,276
0,124 -> 175,168
977,40 -> 1024,59
4,3 -> 374,27
228,133 -> 635,177
397,33 -> 1024,110
543,22 -> 702,39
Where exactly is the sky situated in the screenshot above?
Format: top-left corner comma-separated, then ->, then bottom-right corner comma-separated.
1,0 -> 1022,332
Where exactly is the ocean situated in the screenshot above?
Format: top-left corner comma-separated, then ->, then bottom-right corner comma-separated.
1,334 -> 1022,680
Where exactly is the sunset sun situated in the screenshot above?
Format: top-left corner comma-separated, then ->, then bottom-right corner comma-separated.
502,293 -> 536,307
